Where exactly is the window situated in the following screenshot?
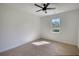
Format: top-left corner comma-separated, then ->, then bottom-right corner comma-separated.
51,18 -> 60,32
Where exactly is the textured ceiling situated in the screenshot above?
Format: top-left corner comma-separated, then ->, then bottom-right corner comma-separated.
3,3 -> 79,17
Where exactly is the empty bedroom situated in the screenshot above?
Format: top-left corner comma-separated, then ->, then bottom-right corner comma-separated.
0,3 -> 79,56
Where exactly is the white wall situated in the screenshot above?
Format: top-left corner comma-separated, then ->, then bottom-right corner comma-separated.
40,9 -> 79,46
78,20 -> 79,48
77,11 -> 79,48
0,4 -> 40,52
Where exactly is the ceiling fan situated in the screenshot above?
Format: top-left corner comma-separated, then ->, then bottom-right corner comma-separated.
34,3 -> 56,13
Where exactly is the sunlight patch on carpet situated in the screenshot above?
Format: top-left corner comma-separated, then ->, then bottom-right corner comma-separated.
32,41 -> 50,46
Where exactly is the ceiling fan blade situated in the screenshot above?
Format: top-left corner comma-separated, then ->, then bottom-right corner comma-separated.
36,9 -> 42,12
45,3 -> 50,8
34,4 -> 43,8
47,8 -> 56,10
43,3 -> 46,6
